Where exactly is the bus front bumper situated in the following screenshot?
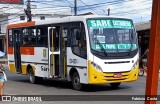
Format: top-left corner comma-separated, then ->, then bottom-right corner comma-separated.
88,61 -> 139,84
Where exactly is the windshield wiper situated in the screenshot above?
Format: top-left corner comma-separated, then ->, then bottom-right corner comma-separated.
94,38 -> 108,56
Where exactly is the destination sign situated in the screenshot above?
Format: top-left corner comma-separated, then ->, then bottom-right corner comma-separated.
88,19 -> 133,29
93,44 -> 137,50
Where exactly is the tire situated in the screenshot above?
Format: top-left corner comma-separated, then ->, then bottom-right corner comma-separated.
28,68 -> 43,84
138,68 -> 144,76
72,72 -> 82,90
110,82 -> 121,88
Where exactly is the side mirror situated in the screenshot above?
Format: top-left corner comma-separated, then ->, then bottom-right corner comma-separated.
76,30 -> 81,40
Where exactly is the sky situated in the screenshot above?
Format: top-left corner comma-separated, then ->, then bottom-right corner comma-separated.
28,0 -> 152,23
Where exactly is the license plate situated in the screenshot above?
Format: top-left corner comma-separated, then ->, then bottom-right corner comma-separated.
114,73 -> 122,78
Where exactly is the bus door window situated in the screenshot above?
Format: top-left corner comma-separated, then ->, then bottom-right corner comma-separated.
8,30 -> 13,47
60,27 -> 68,76
13,29 -> 22,73
13,30 -> 22,46
49,26 -> 60,51
49,26 -> 60,76
55,27 -> 60,51
62,28 -> 67,52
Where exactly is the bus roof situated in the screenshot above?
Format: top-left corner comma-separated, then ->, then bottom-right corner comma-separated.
7,15 -> 133,29
36,15 -> 132,25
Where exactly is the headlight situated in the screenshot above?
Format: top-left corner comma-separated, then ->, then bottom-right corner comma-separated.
131,60 -> 139,70
91,61 -> 103,72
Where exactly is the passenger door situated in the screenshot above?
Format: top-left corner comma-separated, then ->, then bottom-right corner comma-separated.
48,27 -> 60,77
13,29 -> 22,73
59,26 -> 68,78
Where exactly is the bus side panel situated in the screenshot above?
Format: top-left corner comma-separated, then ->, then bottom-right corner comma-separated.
29,47 -> 49,78
67,48 -> 88,84
8,48 -> 16,73
19,47 -> 49,77
7,47 -> 49,78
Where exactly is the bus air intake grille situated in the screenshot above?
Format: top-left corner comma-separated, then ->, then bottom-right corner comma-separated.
104,61 -> 130,64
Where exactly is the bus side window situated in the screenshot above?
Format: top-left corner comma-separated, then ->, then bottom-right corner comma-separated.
71,27 -> 87,59
37,26 -> 48,46
22,28 -> 36,46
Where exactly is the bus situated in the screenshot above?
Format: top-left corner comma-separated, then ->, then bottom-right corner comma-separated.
6,15 -> 139,90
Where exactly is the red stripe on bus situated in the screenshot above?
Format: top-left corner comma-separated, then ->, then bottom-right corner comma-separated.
20,47 -> 34,55
8,47 -> 35,55
8,47 -> 13,54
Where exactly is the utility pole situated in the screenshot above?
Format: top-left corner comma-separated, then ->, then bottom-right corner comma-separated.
107,8 -> 110,16
145,0 -> 160,104
74,0 -> 77,15
24,0 -> 32,22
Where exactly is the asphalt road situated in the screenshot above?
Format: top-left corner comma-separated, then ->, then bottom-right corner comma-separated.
1,64 -> 160,104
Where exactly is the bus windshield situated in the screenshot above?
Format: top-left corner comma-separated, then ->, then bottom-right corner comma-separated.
87,18 -> 138,53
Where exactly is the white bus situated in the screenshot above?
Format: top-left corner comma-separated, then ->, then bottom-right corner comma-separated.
6,15 -> 139,90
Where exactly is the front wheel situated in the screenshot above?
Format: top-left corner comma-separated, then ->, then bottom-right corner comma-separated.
138,68 -> 144,76
28,68 -> 43,84
72,72 -> 83,90
110,82 -> 121,88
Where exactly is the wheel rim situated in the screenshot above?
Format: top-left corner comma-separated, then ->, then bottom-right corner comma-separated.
73,75 -> 80,88
29,70 -> 35,83
72,72 -> 82,90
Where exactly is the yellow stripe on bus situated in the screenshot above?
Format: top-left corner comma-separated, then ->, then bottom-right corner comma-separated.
9,64 -> 36,75
9,64 -> 16,73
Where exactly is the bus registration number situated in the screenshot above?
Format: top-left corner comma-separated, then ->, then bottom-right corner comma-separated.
113,73 -> 122,78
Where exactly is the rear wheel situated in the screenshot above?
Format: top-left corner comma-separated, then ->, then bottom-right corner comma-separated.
72,72 -> 83,90
138,68 -> 144,76
28,68 -> 43,84
110,82 -> 121,88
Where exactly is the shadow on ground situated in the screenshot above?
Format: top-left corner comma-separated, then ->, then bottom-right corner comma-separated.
5,67 -> 132,92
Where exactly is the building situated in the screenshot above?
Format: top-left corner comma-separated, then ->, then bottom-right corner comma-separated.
135,21 -> 150,57
0,2 -> 71,53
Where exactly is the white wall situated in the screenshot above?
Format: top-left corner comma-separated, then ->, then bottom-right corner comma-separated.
8,14 -> 57,24
0,5 -> 71,34
0,16 -> 8,34
0,14 -> 69,34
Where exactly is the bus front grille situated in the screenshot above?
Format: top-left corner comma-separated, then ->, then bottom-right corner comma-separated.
104,61 -> 130,64
105,78 -> 128,81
